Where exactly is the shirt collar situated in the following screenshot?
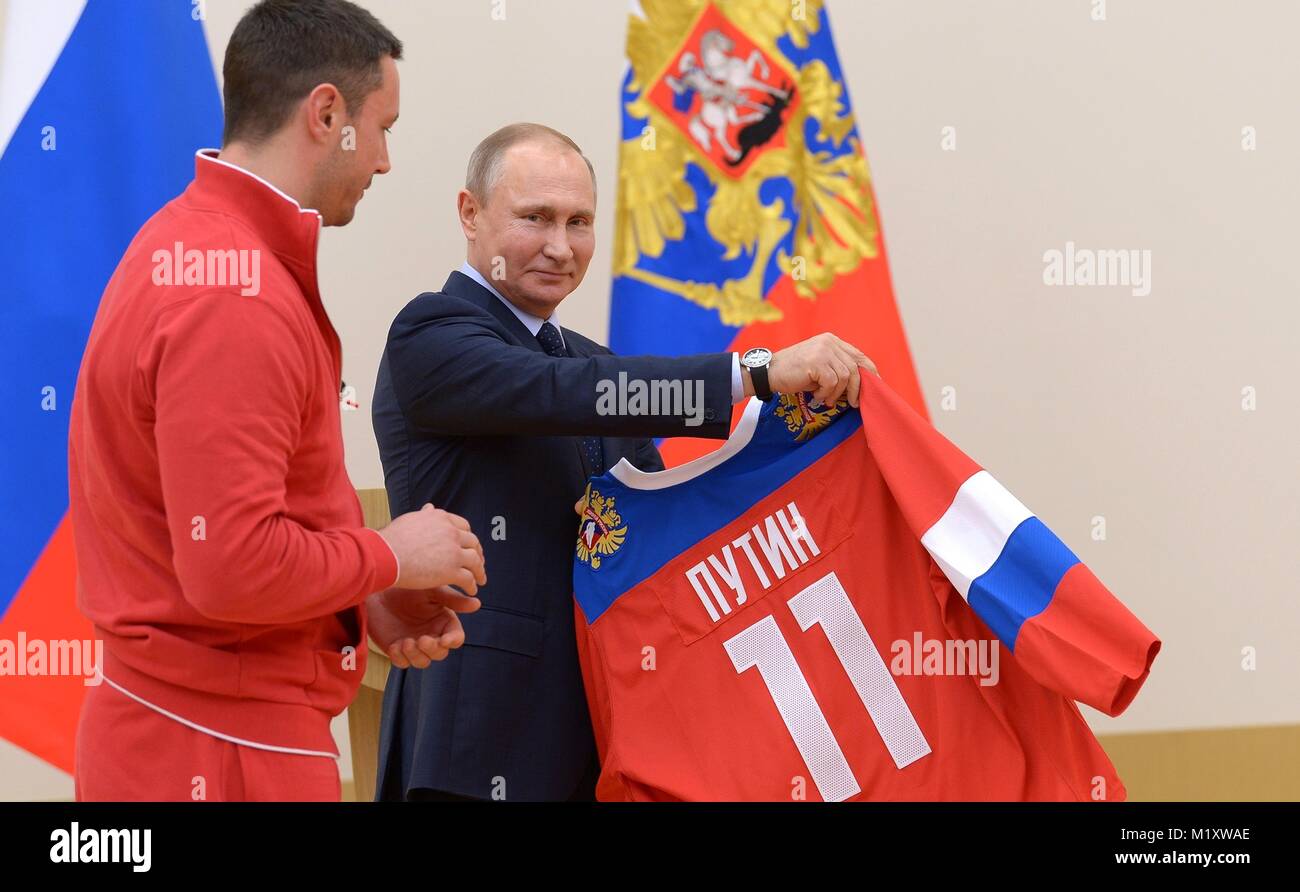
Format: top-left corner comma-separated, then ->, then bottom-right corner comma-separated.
458,261 -> 561,346
191,149 -> 323,300
189,149 -> 347,385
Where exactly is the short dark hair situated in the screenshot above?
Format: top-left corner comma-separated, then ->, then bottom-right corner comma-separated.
222,0 -> 403,146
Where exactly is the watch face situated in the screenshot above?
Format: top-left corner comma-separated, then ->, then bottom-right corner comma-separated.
742,347 -> 772,368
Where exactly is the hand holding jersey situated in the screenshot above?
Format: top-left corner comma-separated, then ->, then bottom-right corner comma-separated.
743,332 -> 879,408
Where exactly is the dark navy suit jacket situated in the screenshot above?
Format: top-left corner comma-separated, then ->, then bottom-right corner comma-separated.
372,270 -> 733,800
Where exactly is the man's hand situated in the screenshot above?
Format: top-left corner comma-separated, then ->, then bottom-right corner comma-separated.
376,503 -> 486,593
367,585 -> 482,669
742,333 -> 879,407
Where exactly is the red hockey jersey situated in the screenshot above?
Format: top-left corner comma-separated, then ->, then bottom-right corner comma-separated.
572,375 -> 1160,801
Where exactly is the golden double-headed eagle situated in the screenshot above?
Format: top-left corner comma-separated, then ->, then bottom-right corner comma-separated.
576,486 -> 628,569
616,0 -> 881,326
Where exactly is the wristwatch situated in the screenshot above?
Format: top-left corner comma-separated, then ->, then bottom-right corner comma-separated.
740,347 -> 774,401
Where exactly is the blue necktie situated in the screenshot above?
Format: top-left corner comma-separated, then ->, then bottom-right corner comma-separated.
536,321 -> 605,476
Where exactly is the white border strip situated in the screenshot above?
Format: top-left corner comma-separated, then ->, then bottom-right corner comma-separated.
609,397 -> 763,490
918,469 -> 1033,600
0,0 -> 88,159
102,676 -> 338,759
195,148 -> 322,219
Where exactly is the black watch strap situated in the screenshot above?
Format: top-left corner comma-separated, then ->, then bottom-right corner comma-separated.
749,362 -> 773,401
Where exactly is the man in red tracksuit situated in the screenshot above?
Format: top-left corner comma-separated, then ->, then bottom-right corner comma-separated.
67,0 -> 484,801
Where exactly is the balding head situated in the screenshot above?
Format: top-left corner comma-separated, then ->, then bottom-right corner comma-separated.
465,122 -> 596,206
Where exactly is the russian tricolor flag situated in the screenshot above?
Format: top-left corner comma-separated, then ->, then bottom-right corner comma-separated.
0,0 -> 221,773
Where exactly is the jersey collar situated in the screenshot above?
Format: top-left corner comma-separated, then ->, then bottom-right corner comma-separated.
609,398 -> 764,490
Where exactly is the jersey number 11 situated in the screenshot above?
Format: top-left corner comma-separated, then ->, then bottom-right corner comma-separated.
723,570 -> 932,801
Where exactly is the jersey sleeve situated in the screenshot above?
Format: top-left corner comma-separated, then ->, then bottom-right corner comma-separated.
855,371 -> 1160,717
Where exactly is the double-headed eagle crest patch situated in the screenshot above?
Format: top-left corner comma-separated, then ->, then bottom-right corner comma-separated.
576,484 -> 628,569
774,392 -> 849,442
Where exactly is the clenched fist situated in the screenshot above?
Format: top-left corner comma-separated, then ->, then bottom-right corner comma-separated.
744,333 -> 879,407
376,503 -> 486,594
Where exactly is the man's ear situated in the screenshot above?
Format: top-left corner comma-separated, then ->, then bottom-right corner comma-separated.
456,189 -> 480,241
304,83 -> 345,142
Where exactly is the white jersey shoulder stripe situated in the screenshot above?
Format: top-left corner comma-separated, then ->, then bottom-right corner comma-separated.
919,469 -> 1034,599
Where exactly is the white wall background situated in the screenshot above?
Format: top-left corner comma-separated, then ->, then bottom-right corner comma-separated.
2,0 -> 1297,799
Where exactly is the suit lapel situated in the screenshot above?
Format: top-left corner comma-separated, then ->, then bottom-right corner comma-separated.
442,270 -> 544,353
442,271 -> 601,475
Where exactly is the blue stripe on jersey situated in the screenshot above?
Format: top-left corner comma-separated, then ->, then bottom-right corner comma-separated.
574,400 -> 862,625
967,517 -> 1080,650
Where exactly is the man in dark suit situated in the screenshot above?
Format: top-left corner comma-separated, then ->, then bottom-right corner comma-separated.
372,122 -> 874,801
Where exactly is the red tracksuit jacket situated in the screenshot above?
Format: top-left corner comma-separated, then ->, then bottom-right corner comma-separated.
68,150 -> 398,755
